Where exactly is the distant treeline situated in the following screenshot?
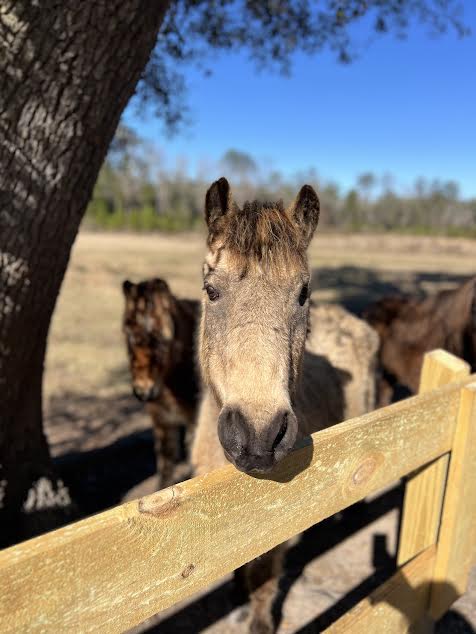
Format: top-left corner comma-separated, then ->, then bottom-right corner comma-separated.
85,131 -> 476,236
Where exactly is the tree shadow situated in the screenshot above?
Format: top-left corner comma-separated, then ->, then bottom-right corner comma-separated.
46,388 -> 147,457
311,266 -> 472,315
54,428 -> 157,517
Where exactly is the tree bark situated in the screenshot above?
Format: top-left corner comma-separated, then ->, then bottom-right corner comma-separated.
0,0 -> 170,547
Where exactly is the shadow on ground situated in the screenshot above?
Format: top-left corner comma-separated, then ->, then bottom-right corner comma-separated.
311,266 -> 472,314
46,384 -> 144,456
55,428 -> 156,516
437,611 -> 476,634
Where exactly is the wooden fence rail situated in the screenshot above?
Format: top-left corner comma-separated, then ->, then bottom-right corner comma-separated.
1,350 -> 475,633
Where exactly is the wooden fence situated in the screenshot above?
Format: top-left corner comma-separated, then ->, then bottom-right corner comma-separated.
1,349 -> 475,633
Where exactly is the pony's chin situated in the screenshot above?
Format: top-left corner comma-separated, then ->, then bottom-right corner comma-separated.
222,448 -> 276,475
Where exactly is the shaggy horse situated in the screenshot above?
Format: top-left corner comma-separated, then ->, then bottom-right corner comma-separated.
192,178 -> 378,633
122,278 -> 199,488
363,276 -> 476,405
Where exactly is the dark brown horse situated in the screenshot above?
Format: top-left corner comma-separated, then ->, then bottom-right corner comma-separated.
363,276 -> 476,405
122,278 -> 199,488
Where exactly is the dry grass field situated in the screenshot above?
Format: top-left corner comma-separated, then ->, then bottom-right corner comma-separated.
43,231 -> 476,633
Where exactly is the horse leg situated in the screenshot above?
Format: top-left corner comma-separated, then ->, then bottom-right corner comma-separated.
244,543 -> 287,634
377,374 -> 394,407
152,423 -> 181,489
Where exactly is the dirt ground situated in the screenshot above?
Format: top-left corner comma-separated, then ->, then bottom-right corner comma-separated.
44,231 -> 476,633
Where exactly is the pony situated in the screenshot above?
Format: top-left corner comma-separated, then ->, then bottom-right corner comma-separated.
363,276 -> 476,405
191,178 -> 378,633
122,278 -> 199,488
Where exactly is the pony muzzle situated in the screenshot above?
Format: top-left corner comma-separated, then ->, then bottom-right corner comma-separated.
217,406 -> 298,473
132,382 -> 161,402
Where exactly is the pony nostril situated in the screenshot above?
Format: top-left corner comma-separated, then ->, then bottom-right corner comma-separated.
218,408 -> 250,459
272,415 -> 288,451
147,383 -> 161,400
133,386 -> 156,402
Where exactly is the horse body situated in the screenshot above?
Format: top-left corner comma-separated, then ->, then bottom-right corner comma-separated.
307,303 -> 379,420
364,276 -> 476,405
122,278 -> 199,488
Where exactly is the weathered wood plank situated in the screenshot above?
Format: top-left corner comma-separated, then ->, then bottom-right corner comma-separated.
325,546 -> 436,634
397,350 -> 470,566
397,455 -> 449,567
430,383 -> 476,620
418,350 -> 471,394
1,375 -> 475,633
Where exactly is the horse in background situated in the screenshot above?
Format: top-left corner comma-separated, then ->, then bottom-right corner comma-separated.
192,178 -> 379,633
122,278 -> 199,488
363,276 -> 476,405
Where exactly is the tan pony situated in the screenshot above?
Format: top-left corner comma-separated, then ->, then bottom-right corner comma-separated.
192,178 -> 378,633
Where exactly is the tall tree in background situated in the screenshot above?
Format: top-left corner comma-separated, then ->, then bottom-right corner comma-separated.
0,0 -> 467,546
357,172 -> 377,200
221,150 -> 258,182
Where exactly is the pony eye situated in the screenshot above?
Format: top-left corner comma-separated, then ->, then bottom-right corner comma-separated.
205,285 -> 220,301
298,284 -> 309,306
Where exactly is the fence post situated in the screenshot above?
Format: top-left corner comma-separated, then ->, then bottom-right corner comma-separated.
429,382 -> 476,620
397,350 -> 470,566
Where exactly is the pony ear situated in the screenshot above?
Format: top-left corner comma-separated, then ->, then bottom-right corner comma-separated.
122,280 -> 134,296
287,184 -> 320,248
152,278 -> 169,293
205,177 -> 232,229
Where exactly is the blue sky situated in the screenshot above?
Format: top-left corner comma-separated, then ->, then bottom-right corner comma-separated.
124,3 -> 476,198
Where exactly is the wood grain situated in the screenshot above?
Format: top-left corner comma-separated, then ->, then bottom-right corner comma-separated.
397,349 -> 470,566
397,455 -> 449,567
430,383 -> 476,619
0,374 -> 474,633
325,546 -> 437,634
418,350 -> 471,394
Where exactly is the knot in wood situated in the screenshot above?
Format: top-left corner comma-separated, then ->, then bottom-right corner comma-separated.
181,564 -> 195,578
352,456 -> 378,486
138,485 -> 182,518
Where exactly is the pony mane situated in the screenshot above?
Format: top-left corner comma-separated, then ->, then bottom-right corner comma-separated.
219,200 -> 305,266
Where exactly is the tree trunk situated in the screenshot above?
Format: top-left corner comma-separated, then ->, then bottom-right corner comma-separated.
0,0 -> 170,547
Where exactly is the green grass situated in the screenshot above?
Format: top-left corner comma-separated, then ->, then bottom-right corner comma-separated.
84,202 -> 201,232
